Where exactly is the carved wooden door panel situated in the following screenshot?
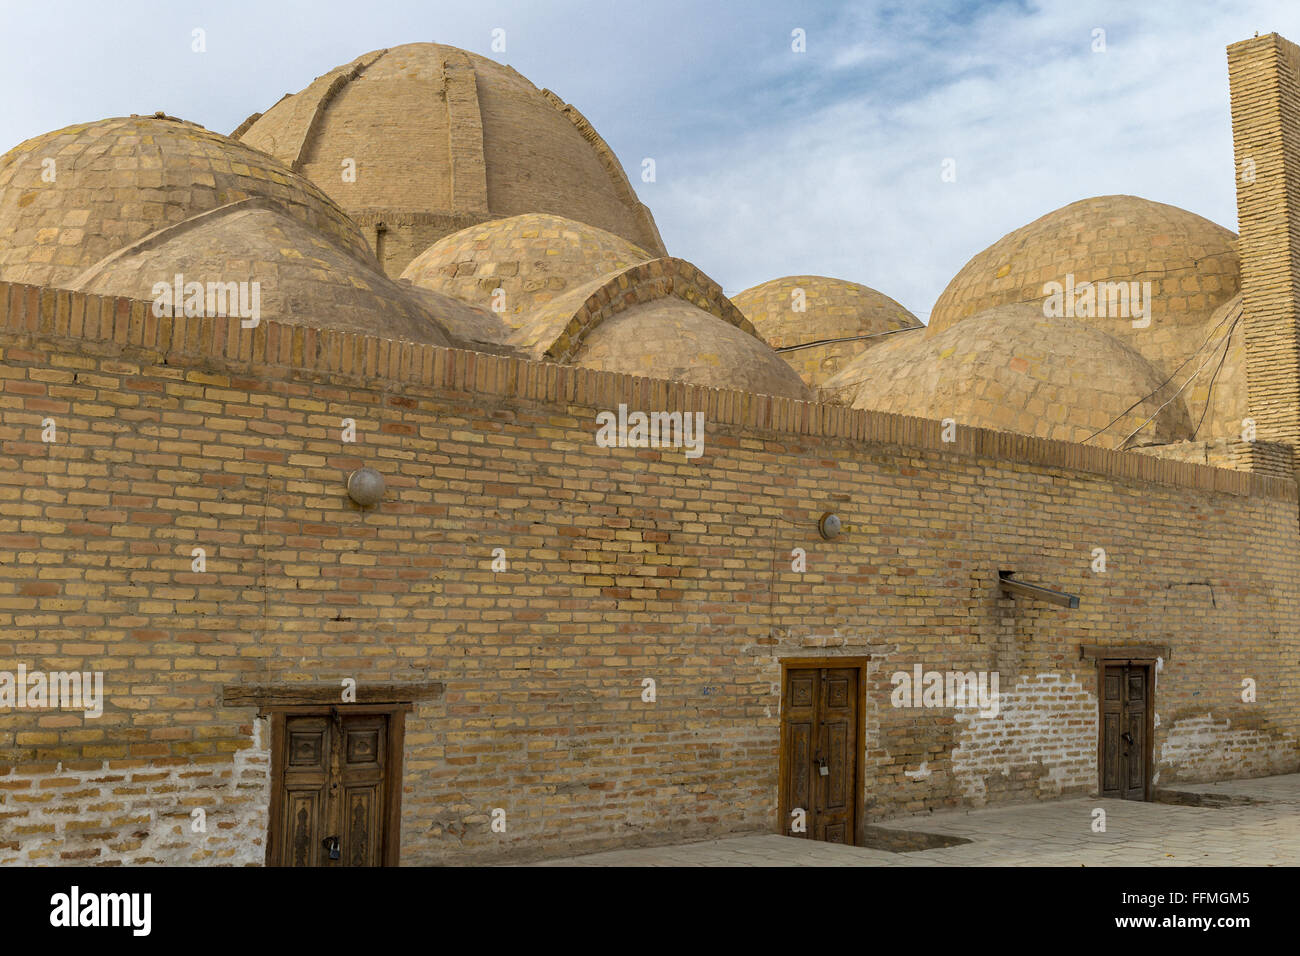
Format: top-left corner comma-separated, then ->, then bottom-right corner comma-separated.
780,664 -> 860,845
272,711 -> 391,866
781,668 -> 817,839
1100,663 -> 1150,800
337,714 -> 387,867
278,715 -> 331,867
815,667 -> 858,843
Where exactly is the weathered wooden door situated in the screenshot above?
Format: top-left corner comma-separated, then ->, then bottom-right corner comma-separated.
1100,663 -> 1151,800
270,709 -> 397,866
780,664 -> 860,844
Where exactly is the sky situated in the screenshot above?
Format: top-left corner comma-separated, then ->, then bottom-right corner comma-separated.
2,0 -> 1298,321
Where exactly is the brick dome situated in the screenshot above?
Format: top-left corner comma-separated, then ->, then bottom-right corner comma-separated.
576,298 -> 812,401
928,196 -> 1239,374
233,43 -> 666,276
823,302 -> 1193,449
732,275 -> 921,387
68,199 -> 453,346
506,257 -> 811,401
401,283 -> 510,350
401,213 -> 651,329
0,115 -> 372,289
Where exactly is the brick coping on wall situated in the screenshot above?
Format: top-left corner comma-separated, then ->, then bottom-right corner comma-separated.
1,279 -> 1295,503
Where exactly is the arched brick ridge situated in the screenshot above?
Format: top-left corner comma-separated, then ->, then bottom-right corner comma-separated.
61,198 -> 455,347
232,49 -> 388,163
507,257 -> 760,362
294,49 -> 389,170
66,198 -> 296,286
0,115 -> 375,288
232,44 -> 666,275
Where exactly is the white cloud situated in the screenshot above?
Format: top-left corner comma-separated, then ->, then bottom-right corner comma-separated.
649,0 -> 1300,319
2,0 -> 1298,325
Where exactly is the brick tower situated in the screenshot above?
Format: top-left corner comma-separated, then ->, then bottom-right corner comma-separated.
1228,33 -> 1300,477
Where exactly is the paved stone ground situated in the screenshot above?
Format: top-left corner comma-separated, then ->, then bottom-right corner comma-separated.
532,774 -> 1300,866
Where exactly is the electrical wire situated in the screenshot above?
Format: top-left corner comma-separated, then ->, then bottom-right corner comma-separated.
1080,299 -> 1241,444
775,324 -> 923,353
1189,309 -> 1240,441
1117,308 -> 1241,448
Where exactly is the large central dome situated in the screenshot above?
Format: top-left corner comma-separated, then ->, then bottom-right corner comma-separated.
233,43 -> 666,276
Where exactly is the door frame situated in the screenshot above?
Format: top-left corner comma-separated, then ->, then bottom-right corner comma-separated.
1093,657 -> 1156,802
777,656 -> 869,847
264,703 -> 409,866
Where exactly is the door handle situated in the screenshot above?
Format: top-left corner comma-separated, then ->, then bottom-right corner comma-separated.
1122,731 -> 1134,744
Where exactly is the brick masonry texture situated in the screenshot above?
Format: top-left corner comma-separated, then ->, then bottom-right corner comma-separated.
927,195 -> 1240,378
0,280 -> 1297,864
235,43 -> 666,277
0,116 -> 372,289
69,199 -> 452,347
1230,35 -> 1300,472
731,275 -> 922,389
400,213 -> 651,329
823,304 -> 1193,450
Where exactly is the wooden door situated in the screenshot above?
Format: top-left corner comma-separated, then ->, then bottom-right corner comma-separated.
269,709 -> 400,866
1100,663 -> 1151,800
780,663 -> 861,844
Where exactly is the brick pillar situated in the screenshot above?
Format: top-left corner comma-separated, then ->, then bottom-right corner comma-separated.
1228,34 -> 1300,474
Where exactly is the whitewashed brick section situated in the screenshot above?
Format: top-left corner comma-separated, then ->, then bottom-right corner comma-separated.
1159,714 -> 1298,782
951,674 -> 1097,803
0,723 -> 269,866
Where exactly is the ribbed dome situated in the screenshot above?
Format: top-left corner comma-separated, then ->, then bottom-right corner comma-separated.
0,115 -> 372,289
731,275 -> 921,387
401,213 -> 651,328
928,196 -> 1239,373
68,199 -> 452,346
823,303 -> 1193,449
576,297 -> 812,401
234,43 -> 666,276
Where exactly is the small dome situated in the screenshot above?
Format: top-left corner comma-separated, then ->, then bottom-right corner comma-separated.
401,213 -> 651,328
824,302 -> 1193,449
68,199 -> 452,346
576,298 -> 812,400
234,43 -> 666,275
928,196 -> 1239,373
501,256 -> 810,400
732,275 -> 921,387
0,115 -> 372,289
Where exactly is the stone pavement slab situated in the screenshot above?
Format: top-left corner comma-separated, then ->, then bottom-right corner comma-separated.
530,773 -> 1300,867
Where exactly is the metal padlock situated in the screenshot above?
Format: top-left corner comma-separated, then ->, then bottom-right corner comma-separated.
818,757 -> 829,777
323,835 -> 341,861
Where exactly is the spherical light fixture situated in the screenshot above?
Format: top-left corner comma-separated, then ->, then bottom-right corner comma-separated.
346,467 -> 386,508
818,512 -> 842,540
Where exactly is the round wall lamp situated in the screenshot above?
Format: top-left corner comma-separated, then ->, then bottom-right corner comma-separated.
818,512 -> 842,540
346,467 -> 386,508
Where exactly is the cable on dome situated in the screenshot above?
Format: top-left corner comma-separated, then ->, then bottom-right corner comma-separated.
1117,307 -> 1241,449
1081,299 -> 1241,445
1190,307 -> 1240,441
775,325 -> 924,353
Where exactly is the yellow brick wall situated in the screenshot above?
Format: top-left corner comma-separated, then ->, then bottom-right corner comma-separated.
1230,33 -> 1300,472
0,281 -> 1297,864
